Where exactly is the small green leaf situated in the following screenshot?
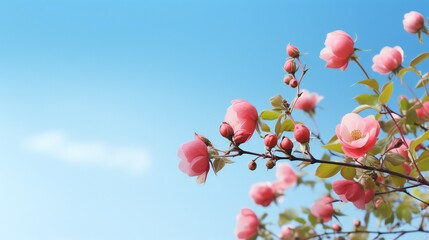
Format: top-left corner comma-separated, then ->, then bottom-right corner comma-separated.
280,119 -> 295,132
416,77 -> 429,88
308,212 -> 318,226
322,142 -> 344,154
315,163 -> 342,178
213,157 -> 226,174
368,137 -> 390,155
260,110 -> 281,120
410,52 -> 429,67
410,130 -> 429,153
294,217 -> 306,224
384,153 -> 406,166
341,166 -> 356,180
278,209 -> 298,226
270,94 -> 284,108
378,82 -> 394,104
396,203 -> 412,223
354,94 -> 379,106
356,78 -> 379,91
259,120 -> 271,132
352,104 -> 380,113
399,67 -> 422,79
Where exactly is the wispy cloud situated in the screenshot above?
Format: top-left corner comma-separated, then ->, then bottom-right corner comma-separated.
24,131 -> 151,174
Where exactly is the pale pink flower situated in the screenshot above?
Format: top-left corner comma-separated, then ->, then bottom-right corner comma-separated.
403,11 -> 425,34
372,46 -> 404,74
320,30 -> 355,71
336,113 -> 380,158
310,196 -> 334,222
416,102 -> 429,121
235,208 -> 259,239
249,182 -> 276,207
293,89 -> 323,112
280,225 -> 294,239
332,180 -> 373,210
178,135 -> 210,183
224,99 -> 258,144
273,164 -> 298,193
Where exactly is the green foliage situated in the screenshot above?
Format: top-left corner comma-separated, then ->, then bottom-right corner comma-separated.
315,163 -> 342,178
410,52 -> 429,67
260,110 -> 281,120
355,93 -> 379,106
356,78 -> 379,91
378,82 -> 394,104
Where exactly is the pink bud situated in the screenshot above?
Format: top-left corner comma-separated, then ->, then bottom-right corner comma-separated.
320,30 -> 355,71
332,224 -> 342,232
403,11 -> 425,34
219,122 -> 234,139
280,137 -> 294,153
249,182 -> 276,207
294,124 -> 310,143
283,59 -> 297,74
354,219 -> 361,227
264,134 -> 278,149
289,79 -> 298,88
283,75 -> 293,85
235,208 -> 259,239
287,43 -> 300,58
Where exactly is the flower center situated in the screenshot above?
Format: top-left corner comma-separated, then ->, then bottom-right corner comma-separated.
351,130 -> 362,140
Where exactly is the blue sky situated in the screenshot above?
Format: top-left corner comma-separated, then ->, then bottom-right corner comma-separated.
0,0 -> 427,239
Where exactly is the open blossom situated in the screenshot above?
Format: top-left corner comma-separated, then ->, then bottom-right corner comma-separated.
336,113 -> 380,158
403,11 -> 425,34
332,180 -> 374,210
273,164 -> 298,193
416,102 -> 429,121
178,135 -> 210,183
224,99 -> 258,144
235,208 -> 259,239
320,30 -> 355,71
372,46 -> 404,74
310,196 -> 334,222
293,89 -> 323,112
250,182 -> 276,207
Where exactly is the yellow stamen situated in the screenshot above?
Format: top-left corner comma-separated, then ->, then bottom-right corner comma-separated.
351,130 -> 362,140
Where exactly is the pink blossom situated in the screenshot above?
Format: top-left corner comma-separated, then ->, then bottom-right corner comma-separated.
388,139 -> 410,160
332,180 -> 373,210
336,113 -> 380,158
178,136 -> 210,183
403,11 -> 425,34
372,46 -> 404,74
310,196 -> 334,222
224,99 -> 258,144
249,182 -> 276,207
293,89 -> 323,112
320,30 -> 355,71
235,208 -> 259,239
280,225 -> 294,239
287,43 -> 300,58
264,133 -> 278,149
294,123 -> 310,143
273,163 -> 298,193
416,102 -> 429,121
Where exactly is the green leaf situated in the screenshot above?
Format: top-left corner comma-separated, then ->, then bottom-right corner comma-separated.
294,217 -> 306,224
417,151 -> 429,172
356,78 -> 379,91
280,119 -> 295,132
368,137 -> 390,155
322,142 -> 344,154
213,157 -> 226,174
396,203 -> 412,223
410,52 -> 429,67
270,94 -> 284,108
308,212 -> 318,226
259,120 -> 271,132
410,130 -> 429,153
341,166 -> 356,180
260,110 -> 281,120
374,202 -> 393,219
399,67 -> 422,79
416,77 -> 429,88
378,82 -> 394,104
315,163 -> 342,178
278,209 -> 298,226
354,94 -> 379,106
384,153 -> 406,166
352,104 -> 380,113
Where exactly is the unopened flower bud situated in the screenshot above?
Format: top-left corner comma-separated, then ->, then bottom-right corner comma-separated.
391,138 -> 403,149
280,137 -> 294,153
332,224 -> 342,232
354,219 -> 361,227
264,134 -> 278,149
287,43 -> 300,58
294,124 -> 310,143
289,79 -> 298,88
283,75 -> 293,85
283,59 -> 297,74
234,129 -> 249,145
219,122 -> 234,140
248,161 -> 257,171
266,159 -> 276,169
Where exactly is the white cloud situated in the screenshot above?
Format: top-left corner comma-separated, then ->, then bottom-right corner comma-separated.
24,131 -> 151,174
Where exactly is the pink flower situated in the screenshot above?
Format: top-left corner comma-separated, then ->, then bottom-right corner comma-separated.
388,139 -> 410,160
372,46 -> 404,74
293,89 -> 324,112
280,225 -> 294,239
294,123 -> 310,143
224,99 -> 258,144
310,196 -> 334,222
416,102 -> 429,121
249,182 -> 276,207
235,208 -> 259,239
287,43 -> 300,58
264,133 -> 278,149
336,113 -> 380,158
332,180 -> 373,210
403,11 -> 425,34
273,164 -> 298,193
178,135 -> 210,183
320,30 -> 355,71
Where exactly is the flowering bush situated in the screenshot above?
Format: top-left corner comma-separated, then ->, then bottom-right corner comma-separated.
178,9 -> 429,240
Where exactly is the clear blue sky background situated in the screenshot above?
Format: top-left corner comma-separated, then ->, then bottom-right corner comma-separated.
0,0 -> 427,239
